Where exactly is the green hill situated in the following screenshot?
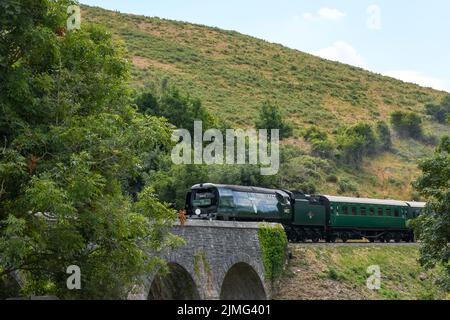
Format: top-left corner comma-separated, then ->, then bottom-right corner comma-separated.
275,244 -> 448,300
82,5 -> 449,200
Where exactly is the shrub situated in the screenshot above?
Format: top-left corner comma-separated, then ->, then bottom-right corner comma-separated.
338,178 -> 358,194
337,123 -> 377,165
390,111 -> 423,139
303,126 -> 328,142
425,96 -> 450,124
375,121 -> 392,150
255,101 -> 293,139
279,156 -> 332,194
326,175 -> 339,183
303,126 -> 335,159
311,139 -> 335,159
327,268 -> 345,281
258,224 -> 288,282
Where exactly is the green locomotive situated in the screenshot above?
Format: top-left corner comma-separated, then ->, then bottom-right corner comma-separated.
185,183 -> 426,243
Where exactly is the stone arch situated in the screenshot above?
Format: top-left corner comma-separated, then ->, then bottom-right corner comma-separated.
219,254 -> 267,300
147,262 -> 201,300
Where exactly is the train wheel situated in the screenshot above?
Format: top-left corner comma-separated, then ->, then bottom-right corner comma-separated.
329,236 -> 337,243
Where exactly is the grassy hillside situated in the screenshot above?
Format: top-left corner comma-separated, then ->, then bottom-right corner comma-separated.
275,244 -> 448,300
82,5 -> 450,200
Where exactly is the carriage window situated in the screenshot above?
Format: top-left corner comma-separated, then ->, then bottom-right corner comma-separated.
343,206 -> 349,215
386,208 -> 391,216
378,208 -> 383,216
370,208 -> 375,216
361,207 -> 367,216
352,207 -> 357,215
394,209 -> 399,217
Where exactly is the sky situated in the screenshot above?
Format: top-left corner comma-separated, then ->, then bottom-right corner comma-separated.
81,0 -> 450,93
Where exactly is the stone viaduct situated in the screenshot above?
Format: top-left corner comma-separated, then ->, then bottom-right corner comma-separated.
128,220 -> 277,300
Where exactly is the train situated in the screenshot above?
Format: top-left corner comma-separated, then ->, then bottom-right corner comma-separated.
185,183 -> 426,243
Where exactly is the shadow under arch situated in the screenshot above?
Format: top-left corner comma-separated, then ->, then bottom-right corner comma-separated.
220,262 -> 266,300
148,263 -> 200,300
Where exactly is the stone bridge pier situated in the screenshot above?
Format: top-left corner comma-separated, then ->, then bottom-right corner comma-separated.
129,221 -> 277,300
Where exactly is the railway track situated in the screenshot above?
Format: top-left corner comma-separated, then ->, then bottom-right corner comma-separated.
291,242 -> 420,247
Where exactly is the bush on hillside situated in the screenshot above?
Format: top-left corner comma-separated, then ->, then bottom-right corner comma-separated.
338,178 -> 358,194
375,121 -> 392,150
255,101 -> 293,140
390,111 -> 423,139
337,123 -> 377,165
425,96 -> 450,124
303,126 -> 335,159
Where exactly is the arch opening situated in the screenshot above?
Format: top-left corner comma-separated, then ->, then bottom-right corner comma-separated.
148,263 -> 200,300
220,262 -> 266,300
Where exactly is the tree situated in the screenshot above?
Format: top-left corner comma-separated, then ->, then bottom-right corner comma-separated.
255,101 -> 293,139
0,0 -> 180,299
413,136 -> 450,292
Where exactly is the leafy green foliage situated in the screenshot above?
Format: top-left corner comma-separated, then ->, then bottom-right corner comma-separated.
149,164 -> 209,210
425,96 -> 450,124
303,126 -> 335,159
413,136 -> 450,292
255,101 -> 293,140
375,121 -> 392,151
258,223 -> 288,282
279,156 -> 333,194
338,178 -> 358,194
390,111 -> 423,139
136,84 -> 220,135
337,123 -> 378,166
0,0 -> 179,299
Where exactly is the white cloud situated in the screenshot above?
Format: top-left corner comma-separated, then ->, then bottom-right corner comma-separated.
382,70 -> 450,92
366,5 -> 382,30
303,7 -> 346,22
313,41 -> 368,69
318,8 -> 347,21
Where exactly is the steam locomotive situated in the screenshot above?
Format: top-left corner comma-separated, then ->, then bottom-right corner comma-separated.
185,183 -> 426,243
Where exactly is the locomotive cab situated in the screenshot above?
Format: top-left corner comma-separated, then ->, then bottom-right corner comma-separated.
186,185 -> 220,219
